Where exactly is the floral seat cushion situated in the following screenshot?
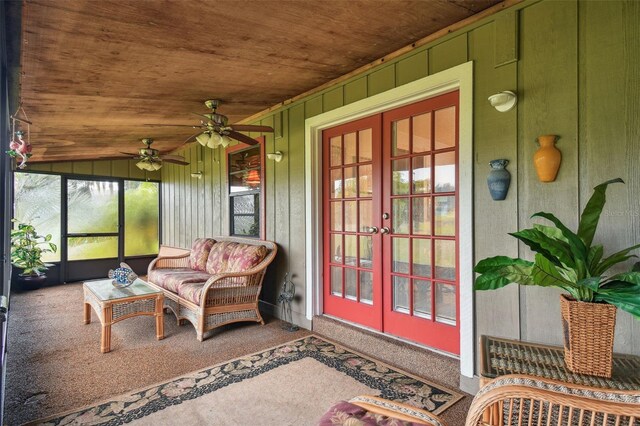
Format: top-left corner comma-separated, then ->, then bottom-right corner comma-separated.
189,238 -> 216,272
147,268 -> 211,294
206,242 -> 268,275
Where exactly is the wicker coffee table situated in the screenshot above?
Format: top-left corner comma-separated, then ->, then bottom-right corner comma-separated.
83,278 -> 164,353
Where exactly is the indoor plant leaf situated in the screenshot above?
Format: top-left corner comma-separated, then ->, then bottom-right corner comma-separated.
531,212 -> 588,262
594,243 -> 640,276
531,254 -> 577,293
510,228 -> 574,268
474,263 -> 535,290
577,178 -> 624,248
587,245 -> 604,272
607,271 -> 640,285
595,281 -> 640,320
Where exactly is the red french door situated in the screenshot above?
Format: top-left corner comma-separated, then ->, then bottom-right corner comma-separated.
323,91 -> 460,354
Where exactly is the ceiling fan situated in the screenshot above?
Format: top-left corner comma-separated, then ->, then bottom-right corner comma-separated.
121,138 -> 189,171
146,99 -> 274,148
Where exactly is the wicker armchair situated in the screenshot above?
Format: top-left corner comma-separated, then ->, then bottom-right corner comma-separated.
466,374 -> 640,426
147,237 -> 277,341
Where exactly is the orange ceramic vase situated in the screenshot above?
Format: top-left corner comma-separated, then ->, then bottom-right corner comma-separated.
533,135 -> 561,182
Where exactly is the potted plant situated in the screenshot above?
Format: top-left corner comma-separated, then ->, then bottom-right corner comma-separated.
10,220 -> 57,290
474,178 -> 640,377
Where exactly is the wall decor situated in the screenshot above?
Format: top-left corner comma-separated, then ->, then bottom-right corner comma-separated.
533,135 -> 561,182
486,159 -> 511,200
487,91 -> 517,112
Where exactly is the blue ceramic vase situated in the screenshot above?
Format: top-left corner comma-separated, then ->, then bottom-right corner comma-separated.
487,159 -> 511,201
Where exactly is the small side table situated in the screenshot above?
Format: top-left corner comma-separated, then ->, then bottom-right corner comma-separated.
480,335 -> 640,389
83,278 -> 164,353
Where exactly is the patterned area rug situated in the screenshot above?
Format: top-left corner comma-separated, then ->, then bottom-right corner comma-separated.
31,335 -> 462,425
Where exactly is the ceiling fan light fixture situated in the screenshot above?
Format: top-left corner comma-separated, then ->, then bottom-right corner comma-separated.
220,135 -> 232,148
206,132 -> 222,148
136,160 -> 147,170
196,132 -> 210,146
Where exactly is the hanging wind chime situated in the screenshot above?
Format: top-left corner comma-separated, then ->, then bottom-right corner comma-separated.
7,105 -> 33,169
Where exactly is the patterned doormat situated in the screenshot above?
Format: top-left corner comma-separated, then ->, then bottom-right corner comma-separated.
31,335 -> 462,425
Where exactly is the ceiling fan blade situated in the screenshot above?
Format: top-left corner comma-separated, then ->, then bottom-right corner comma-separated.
230,124 -> 274,133
227,130 -> 259,145
120,152 -> 140,156
161,158 -> 190,166
191,112 -> 213,121
161,154 -> 187,161
183,130 -> 204,144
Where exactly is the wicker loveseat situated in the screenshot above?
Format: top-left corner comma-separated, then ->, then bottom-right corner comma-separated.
146,236 -> 277,341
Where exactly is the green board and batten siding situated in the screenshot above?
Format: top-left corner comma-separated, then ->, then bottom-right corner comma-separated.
160,0 -> 640,368
23,159 -> 161,181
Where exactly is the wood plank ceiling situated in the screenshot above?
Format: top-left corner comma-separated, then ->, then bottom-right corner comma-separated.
9,0 -> 501,162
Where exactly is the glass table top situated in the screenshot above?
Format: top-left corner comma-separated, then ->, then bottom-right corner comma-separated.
84,278 -> 160,301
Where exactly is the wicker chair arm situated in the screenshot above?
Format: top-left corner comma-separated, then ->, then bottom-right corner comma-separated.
466,374 -> 640,426
147,253 -> 190,275
349,395 -> 446,426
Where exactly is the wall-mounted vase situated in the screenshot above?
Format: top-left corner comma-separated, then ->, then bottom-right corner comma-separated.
487,159 -> 511,201
533,135 -> 561,182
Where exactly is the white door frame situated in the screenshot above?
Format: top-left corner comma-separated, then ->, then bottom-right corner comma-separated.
304,61 -> 474,378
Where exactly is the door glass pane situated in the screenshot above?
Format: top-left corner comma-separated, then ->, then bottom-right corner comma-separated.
331,234 -> 342,264
68,236 -> 118,260
435,196 -> 455,236
359,200 -> 372,232
330,136 -> 342,166
330,202 -> 342,231
331,266 -> 342,296
392,118 -> 410,156
344,167 -> 357,198
412,155 -> 431,194
435,282 -> 456,325
392,237 -> 409,273
68,179 -> 119,233
345,268 -> 357,300
14,173 -> 61,262
412,238 -> 431,277
125,181 -> 159,256
434,152 -> 456,193
392,198 -> 409,234
359,129 -> 372,162
412,197 -> 431,235
392,158 -> 410,195
344,132 -> 357,165
434,106 -> 456,149
359,236 -> 373,268
344,200 -> 357,232
435,239 -> 456,280
393,276 -> 410,313
330,169 -> 342,198
414,279 -> 432,319
412,112 -> 431,153
231,194 -> 259,237
344,235 -> 357,266
360,271 -> 373,304
359,165 -> 372,197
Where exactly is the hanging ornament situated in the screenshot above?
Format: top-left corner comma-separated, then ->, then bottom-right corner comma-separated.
7,106 -> 33,169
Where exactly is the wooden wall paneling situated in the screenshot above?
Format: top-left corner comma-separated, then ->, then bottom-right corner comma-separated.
323,86 -> 344,112
196,145 -> 205,239
469,22 -> 520,366
517,0 -> 579,346
344,76 -> 368,105
186,147 -> 195,241
169,163 -> 176,246
72,161 -> 92,175
162,164 -> 170,245
202,145 -> 212,237
92,160 -> 111,176
395,50 -> 428,86
110,160 -> 130,178
25,163 -> 52,172
367,64 -> 395,96
178,151 -> 187,248
494,10 -> 519,67
263,116 -> 276,242
287,104 -> 307,320
579,0 -> 640,354
51,162 -> 73,174
212,146 -> 223,236
428,34 -> 468,75
305,95 -> 323,119
219,145 -> 229,236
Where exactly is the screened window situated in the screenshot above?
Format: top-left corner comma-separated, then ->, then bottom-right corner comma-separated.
125,180 -> 160,256
13,172 -> 62,262
227,145 -> 263,238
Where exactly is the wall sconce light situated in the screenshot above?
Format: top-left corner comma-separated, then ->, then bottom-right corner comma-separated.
267,151 -> 283,162
191,171 -> 203,179
488,91 -> 517,112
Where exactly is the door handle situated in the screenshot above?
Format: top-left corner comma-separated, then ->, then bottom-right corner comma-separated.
380,227 -> 390,234
366,226 -> 379,234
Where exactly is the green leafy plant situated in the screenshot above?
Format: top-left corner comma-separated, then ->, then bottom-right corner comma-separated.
474,178 -> 640,319
10,220 -> 57,276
